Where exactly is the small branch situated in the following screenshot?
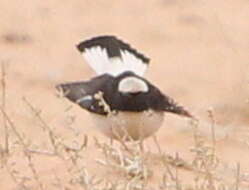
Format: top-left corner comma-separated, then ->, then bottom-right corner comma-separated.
0,106 -> 26,147
175,153 -> 182,190
207,108 -> 216,163
1,63 -> 9,154
153,135 -> 162,155
235,162 -> 240,190
5,163 -> 29,190
22,97 -> 59,154
0,106 -> 44,190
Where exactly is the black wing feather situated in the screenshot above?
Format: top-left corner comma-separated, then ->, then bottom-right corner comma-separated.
77,35 -> 150,63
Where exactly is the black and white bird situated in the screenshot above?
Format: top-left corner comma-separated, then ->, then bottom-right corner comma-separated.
57,36 -> 193,140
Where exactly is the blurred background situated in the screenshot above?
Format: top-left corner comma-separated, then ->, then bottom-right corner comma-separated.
0,0 -> 248,189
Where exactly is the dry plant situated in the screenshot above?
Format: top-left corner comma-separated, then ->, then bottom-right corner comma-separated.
0,65 -> 248,190
1,63 -> 9,157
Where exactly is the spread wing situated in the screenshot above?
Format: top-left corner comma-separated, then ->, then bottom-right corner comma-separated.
76,35 -> 149,76
56,74 -> 113,115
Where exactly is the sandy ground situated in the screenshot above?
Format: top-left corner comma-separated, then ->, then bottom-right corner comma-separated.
0,0 -> 249,189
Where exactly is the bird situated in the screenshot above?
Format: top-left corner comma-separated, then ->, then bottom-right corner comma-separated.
56,35 -> 193,141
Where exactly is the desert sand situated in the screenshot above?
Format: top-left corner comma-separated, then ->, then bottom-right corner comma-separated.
0,0 -> 249,189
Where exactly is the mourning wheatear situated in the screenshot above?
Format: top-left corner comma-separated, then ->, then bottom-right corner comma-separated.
57,36 -> 193,140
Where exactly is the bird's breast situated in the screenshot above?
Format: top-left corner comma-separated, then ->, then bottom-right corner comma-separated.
89,110 -> 164,140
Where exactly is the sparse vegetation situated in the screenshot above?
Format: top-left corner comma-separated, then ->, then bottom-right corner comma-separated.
0,63 -> 248,190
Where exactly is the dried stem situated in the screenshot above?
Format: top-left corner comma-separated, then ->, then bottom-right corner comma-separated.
1,63 -> 9,154
22,97 -> 58,153
153,135 -> 162,155
235,162 -> 240,190
0,106 -> 26,147
175,153 -> 182,190
0,106 -> 44,190
208,109 -> 216,163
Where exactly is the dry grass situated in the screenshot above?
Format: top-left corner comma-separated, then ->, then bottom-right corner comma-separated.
0,64 -> 248,190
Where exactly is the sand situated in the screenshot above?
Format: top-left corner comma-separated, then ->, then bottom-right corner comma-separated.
0,0 -> 248,189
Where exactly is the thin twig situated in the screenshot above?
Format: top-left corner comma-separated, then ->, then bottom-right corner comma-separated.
22,97 -> 58,153
153,135 -> 162,155
161,154 -> 176,181
235,162 -> 240,190
1,63 -> 9,154
26,153 -> 44,190
5,163 -> 29,190
0,106 -> 44,190
175,153 -> 181,190
0,106 -> 26,147
208,108 -> 216,163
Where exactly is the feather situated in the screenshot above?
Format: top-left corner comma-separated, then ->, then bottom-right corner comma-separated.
76,36 -> 149,76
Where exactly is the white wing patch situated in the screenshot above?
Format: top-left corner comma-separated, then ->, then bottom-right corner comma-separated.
81,46 -> 148,76
121,50 -> 147,76
118,77 -> 149,93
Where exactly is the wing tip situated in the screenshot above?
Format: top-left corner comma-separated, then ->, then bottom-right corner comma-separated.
76,35 -> 116,53
55,83 -> 70,98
